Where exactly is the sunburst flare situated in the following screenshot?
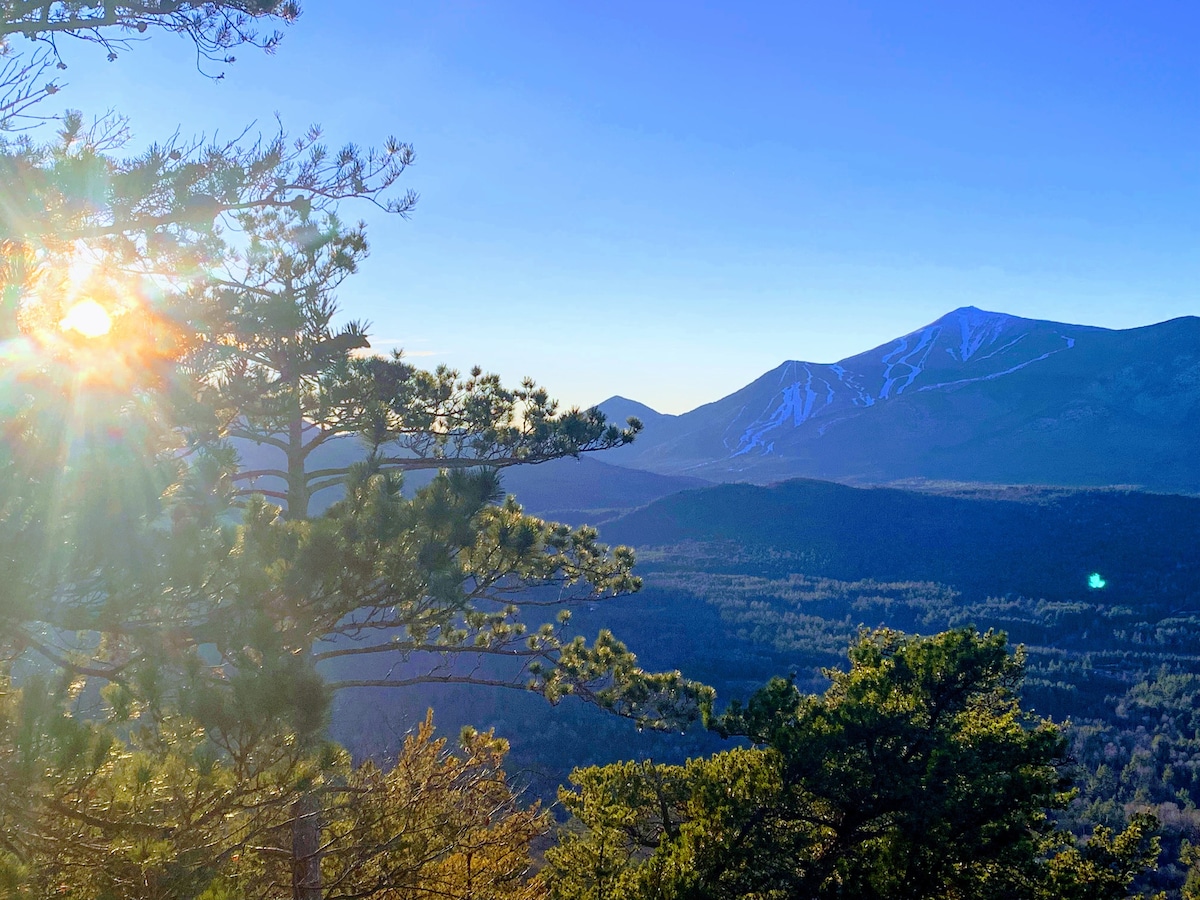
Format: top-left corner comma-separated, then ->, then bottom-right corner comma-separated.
60,299 -> 113,338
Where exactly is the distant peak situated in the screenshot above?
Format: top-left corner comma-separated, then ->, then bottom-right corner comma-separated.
596,396 -> 669,420
941,305 -> 1011,321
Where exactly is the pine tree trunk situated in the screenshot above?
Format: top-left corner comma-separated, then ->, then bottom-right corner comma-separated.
291,792 -> 322,900
287,402 -> 318,899
286,415 -> 310,520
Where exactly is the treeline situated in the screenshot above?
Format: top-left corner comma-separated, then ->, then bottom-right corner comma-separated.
7,623 -> 1195,899
540,539 -> 1200,896
542,628 -> 1174,900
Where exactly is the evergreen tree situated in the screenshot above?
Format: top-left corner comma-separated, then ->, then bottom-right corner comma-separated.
0,135 -> 708,897
1,1 -> 300,130
543,629 -> 1160,900
1182,842 -> 1200,900
0,6 -> 711,897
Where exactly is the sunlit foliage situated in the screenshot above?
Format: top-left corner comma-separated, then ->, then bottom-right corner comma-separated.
0,4 -> 712,897
544,629 -> 1161,900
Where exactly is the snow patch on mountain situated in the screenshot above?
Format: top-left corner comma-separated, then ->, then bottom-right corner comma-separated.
951,307 -> 1015,361
733,362 -> 829,456
919,334 -> 1076,391
718,307 -> 1083,460
831,364 -> 875,407
880,325 -> 940,399
975,333 -> 1026,362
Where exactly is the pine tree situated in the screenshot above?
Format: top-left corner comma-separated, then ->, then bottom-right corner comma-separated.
0,7 -> 712,897
544,629 -> 1160,900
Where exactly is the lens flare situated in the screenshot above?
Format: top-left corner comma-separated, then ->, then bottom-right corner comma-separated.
60,299 -> 113,338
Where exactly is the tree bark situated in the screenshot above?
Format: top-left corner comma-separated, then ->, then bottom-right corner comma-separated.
291,792 -> 322,900
286,413 -> 310,520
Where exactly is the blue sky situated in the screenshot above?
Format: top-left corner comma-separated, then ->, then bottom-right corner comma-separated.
49,1 -> 1200,413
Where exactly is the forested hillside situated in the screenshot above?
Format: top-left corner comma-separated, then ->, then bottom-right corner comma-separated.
335,476 -> 1200,892
605,481 -> 1200,893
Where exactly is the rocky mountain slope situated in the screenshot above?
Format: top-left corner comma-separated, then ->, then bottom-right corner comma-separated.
601,307 -> 1200,493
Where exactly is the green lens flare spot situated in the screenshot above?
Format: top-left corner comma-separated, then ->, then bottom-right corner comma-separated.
1088,572 -> 1107,590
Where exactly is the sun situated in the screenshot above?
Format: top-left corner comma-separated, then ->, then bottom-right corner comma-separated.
60,299 -> 113,338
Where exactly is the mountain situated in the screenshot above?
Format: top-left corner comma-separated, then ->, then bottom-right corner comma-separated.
594,395 -> 673,427
604,478 -> 1200,611
601,308 -> 1200,493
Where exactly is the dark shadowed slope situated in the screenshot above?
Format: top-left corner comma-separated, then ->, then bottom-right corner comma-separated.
604,477 -> 1200,611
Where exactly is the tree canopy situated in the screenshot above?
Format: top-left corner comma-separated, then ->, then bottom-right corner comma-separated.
543,629 -> 1162,900
0,2 -> 302,131
0,5 -> 712,897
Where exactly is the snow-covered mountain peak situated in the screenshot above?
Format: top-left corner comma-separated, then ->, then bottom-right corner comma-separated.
935,306 -> 1017,362
724,308 -> 1084,457
610,312 -> 1200,491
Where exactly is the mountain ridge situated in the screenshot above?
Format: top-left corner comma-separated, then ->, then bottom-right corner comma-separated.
600,309 -> 1200,493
